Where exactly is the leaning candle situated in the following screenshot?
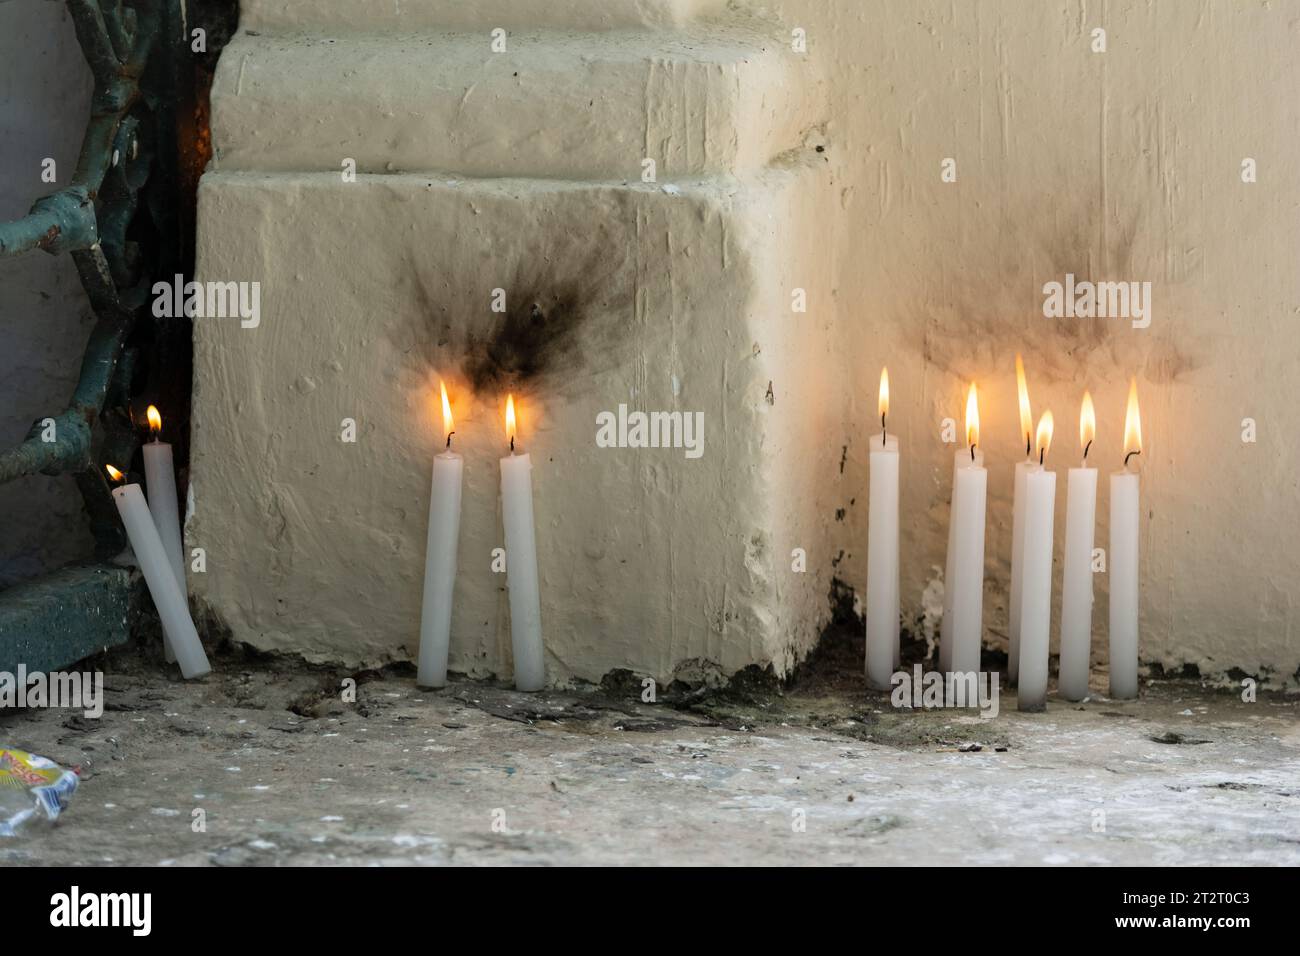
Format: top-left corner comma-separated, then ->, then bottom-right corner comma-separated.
940,383 -> 986,675
500,394 -> 545,692
865,368 -> 900,690
417,381 -> 464,689
1109,379 -> 1143,699
1017,412 -> 1056,712
106,466 -> 210,679
141,405 -> 184,664
1008,354 -> 1034,684
1058,392 -> 1097,701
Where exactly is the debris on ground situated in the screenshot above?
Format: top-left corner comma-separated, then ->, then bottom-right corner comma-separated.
0,748 -> 79,837
1150,731 -> 1212,745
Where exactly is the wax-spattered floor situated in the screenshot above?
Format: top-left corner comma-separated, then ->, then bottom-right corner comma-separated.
2,638 -> 1298,866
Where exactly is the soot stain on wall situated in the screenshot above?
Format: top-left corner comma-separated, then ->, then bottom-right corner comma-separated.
463,261 -> 631,397
403,216 -> 638,401
392,190 -> 753,418
902,198 -> 1202,386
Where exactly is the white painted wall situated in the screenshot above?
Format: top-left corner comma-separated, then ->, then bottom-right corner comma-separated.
758,0 -> 1300,686
194,0 -> 1300,687
0,1 -> 94,587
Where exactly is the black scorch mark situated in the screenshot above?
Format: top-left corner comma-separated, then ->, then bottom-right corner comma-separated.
461,252 -> 633,397
465,284 -> 587,393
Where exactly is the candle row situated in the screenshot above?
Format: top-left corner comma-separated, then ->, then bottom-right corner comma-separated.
104,393 -> 543,692
865,361 -> 1143,710
418,384 -> 545,692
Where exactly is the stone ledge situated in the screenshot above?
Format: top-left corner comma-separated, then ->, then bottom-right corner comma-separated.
242,0 -> 731,33
0,564 -> 133,674
210,26 -> 818,179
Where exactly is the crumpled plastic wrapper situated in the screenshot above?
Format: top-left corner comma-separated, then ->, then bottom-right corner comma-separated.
0,748 -> 79,836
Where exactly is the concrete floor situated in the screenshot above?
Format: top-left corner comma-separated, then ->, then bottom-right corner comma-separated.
2,637 -> 1299,866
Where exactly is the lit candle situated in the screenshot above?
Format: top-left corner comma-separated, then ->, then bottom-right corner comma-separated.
1058,392 -> 1097,701
106,466 -> 210,679
1017,412 -> 1056,712
500,395 -> 545,692
865,368 -> 900,690
1109,379 -> 1142,699
141,405 -> 185,665
417,381 -> 464,689
939,383 -> 986,675
1008,354 -> 1034,684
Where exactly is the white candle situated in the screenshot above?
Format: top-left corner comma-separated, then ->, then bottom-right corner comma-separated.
1058,392 -> 1097,701
865,368 -> 899,690
1109,379 -> 1143,699
417,382 -> 463,689
1008,354 -> 1034,684
1018,412 -> 1056,712
107,467 -> 210,679
939,456 -> 958,672
142,406 -> 184,664
1008,460 -> 1031,683
892,523 -> 901,670
500,395 -> 545,692
940,384 -> 986,675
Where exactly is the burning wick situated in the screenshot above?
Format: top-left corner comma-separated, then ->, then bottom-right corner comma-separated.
1121,377 -> 1142,472
505,393 -> 517,454
439,380 -> 456,450
105,464 -> 124,484
878,367 -> 890,448
1016,354 -> 1033,462
146,405 -> 162,442
964,381 -> 979,463
1035,410 -> 1054,468
1079,390 -> 1096,468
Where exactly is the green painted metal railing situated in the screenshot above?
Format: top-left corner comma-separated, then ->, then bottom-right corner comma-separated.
0,0 -> 169,555
0,0 -> 196,670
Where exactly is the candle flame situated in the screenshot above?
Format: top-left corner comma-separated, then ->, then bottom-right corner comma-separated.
878,367 -> 889,420
1036,410 -> 1054,463
1123,377 -> 1142,459
440,380 -> 454,437
1015,353 -> 1032,452
965,382 -> 979,449
1080,391 -> 1096,452
505,393 -> 517,445
146,404 -> 162,437
105,464 -> 124,483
